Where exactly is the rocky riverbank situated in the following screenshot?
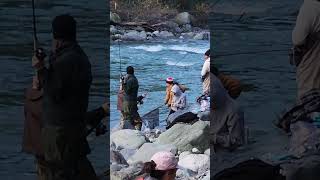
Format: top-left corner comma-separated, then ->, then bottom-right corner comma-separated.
110,12 -> 210,42
109,115 -> 211,180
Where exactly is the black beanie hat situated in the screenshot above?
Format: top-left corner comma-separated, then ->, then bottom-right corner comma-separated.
52,14 -> 76,41
127,66 -> 134,74
205,49 -> 210,56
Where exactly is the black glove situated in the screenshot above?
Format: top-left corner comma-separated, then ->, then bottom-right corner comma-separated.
137,95 -> 144,104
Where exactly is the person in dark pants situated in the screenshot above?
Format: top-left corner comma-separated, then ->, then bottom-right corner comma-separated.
120,66 -> 142,130
32,14 -> 94,180
22,76 -> 109,180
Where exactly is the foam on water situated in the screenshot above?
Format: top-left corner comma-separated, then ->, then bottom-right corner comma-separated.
166,60 -> 195,67
131,44 -> 208,54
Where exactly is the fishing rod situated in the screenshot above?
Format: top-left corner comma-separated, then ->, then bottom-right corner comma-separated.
32,0 -> 38,50
213,49 -> 289,58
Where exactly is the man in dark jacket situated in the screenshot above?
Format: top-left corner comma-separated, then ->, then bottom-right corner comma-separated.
120,66 -> 142,130
32,14 -> 94,180
22,76 -> 109,180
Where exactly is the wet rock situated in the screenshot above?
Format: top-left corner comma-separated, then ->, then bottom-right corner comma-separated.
110,25 -> 117,34
156,120 -> 210,152
158,31 -> 175,39
178,154 -> 210,174
193,32 -> 210,40
182,24 -> 192,32
128,143 -> 177,164
198,110 -> 210,121
180,32 -> 195,39
122,30 -> 147,41
175,12 -> 193,25
110,12 -> 121,24
110,129 -> 146,150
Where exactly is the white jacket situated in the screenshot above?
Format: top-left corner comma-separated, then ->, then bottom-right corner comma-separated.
171,84 -> 187,111
201,58 -> 210,77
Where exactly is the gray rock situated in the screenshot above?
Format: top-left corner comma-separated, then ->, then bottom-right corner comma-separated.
110,164 -> 126,172
156,120 -> 210,152
110,129 -> 146,150
204,149 -> 210,156
178,154 -> 210,174
128,143 -> 177,164
122,30 -> 147,41
175,12 -> 193,25
192,148 -> 201,154
110,12 -> 121,24
193,32 -> 210,40
181,32 -> 195,39
198,111 -> 210,121
182,24 -> 192,32
179,151 -> 191,159
120,148 -> 137,161
110,163 -> 143,180
152,31 -> 160,37
110,150 -> 128,165
174,27 -> 183,34
111,34 -> 122,41
110,25 -> 117,34
158,31 -> 175,39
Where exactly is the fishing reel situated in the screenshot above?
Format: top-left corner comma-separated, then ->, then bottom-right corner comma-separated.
35,48 -> 47,60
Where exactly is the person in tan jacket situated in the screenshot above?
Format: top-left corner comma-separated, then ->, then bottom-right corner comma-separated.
165,77 -> 174,107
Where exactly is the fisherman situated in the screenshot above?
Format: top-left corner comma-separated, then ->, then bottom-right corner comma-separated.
31,14 -> 93,180
206,49 -> 241,95
201,49 -> 211,94
22,76 -> 109,180
291,0 -> 320,100
211,72 -> 245,150
169,83 -> 187,115
164,77 -> 174,108
121,66 -> 143,130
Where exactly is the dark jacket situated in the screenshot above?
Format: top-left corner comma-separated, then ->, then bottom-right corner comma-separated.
38,42 -> 92,127
37,42 -> 93,163
22,86 -> 106,157
123,74 -> 139,102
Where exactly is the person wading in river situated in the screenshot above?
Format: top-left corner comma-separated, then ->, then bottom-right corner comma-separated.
120,66 -> 143,130
22,76 -> 109,180
201,49 -> 211,94
32,14 -> 93,180
291,0 -> 320,100
164,77 -> 174,108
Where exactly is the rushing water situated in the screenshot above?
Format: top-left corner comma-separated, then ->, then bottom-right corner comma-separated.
110,40 -> 210,128
210,0 -> 304,173
0,0 -> 107,179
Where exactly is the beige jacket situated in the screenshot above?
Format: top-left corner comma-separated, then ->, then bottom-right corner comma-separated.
293,0 -> 320,100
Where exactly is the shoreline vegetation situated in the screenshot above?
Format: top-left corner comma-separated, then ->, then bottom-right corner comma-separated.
110,0 -> 210,41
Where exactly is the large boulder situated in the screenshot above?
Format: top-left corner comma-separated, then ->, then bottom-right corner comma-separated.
156,120 -> 210,152
110,162 -> 143,180
110,129 -> 146,150
110,12 -> 121,24
178,154 -> 210,174
128,143 -> 177,164
120,148 -> 137,161
158,31 -> 175,39
122,30 -> 147,41
166,110 -> 198,129
175,12 -> 193,25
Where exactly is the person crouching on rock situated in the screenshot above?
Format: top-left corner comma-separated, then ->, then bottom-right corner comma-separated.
170,83 -> 187,115
211,72 -> 245,151
136,151 -> 178,180
164,77 -> 174,108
